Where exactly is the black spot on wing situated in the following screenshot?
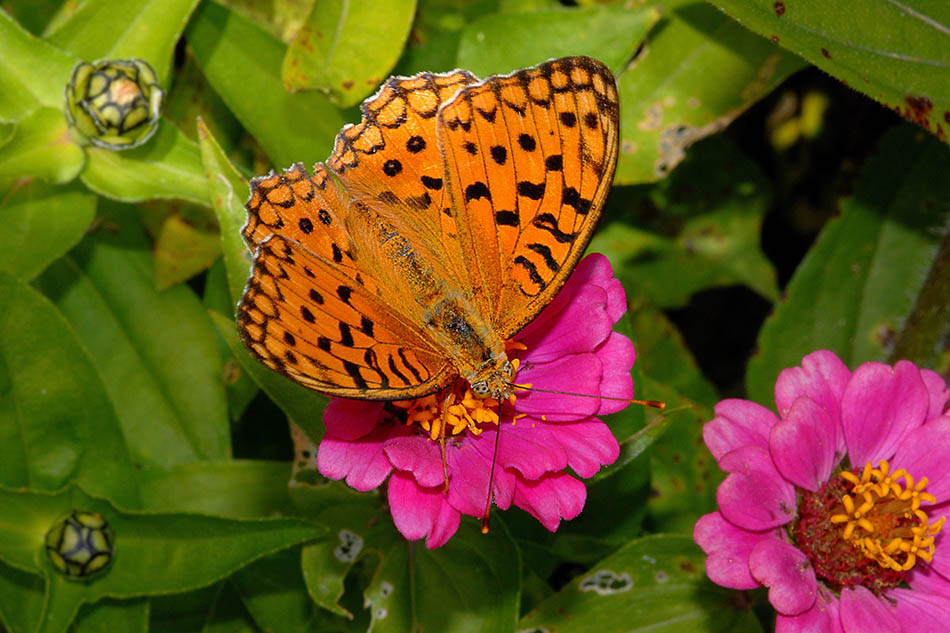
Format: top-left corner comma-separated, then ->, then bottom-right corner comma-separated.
495,210 -> 519,227
527,242 -> 559,272
465,181 -> 491,202
517,181 -> 545,200
421,175 -> 443,191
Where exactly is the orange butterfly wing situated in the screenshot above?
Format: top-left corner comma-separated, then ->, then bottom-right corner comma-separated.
437,56 -> 619,336
237,57 -> 619,400
238,165 -> 454,399
327,70 -> 479,287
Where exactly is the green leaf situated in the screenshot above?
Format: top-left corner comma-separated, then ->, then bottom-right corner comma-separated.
0,107 -> 84,184
1,0 -> 62,36
0,484 -> 323,633
80,119 -> 210,204
298,488 -> 398,617
197,118 -> 252,304
0,179 -> 96,281
0,272 -> 140,507
72,599 -> 149,633
891,229 -> 950,369
150,582 -> 260,633
34,205 -> 231,470
138,460 -> 295,518
232,548 -> 355,633
710,0 -> 950,142
592,137 -> 778,307
188,1 -> 349,169
519,534 -> 762,633
203,259 -> 261,424
614,0 -> 804,184
0,9 -> 77,119
140,198 -> 221,290
366,521 -> 521,633
456,6 -> 659,77
45,0 -> 202,85
628,305 -> 720,533
747,124 -> 950,404
283,0 -> 416,107
211,310 -> 330,444
0,560 -> 44,633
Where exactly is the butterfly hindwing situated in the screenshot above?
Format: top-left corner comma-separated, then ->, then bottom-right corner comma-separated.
437,56 -> 619,336
238,234 -> 454,400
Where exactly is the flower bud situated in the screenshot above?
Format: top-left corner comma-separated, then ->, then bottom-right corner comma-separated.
45,510 -> 115,579
64,58 -> 164,150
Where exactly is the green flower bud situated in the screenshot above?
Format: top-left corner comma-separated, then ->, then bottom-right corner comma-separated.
64,58 -> 164,150
45,510 -> 115,579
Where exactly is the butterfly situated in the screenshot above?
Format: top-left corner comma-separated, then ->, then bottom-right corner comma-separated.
237,56 -> 619,402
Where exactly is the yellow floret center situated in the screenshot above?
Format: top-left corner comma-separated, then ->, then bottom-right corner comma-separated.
829,460 -> 944,572
395,356 -> 523,440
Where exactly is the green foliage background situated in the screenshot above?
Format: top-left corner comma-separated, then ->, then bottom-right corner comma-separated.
0,0 -> 948,632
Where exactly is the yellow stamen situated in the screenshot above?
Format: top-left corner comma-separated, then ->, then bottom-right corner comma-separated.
832,461 -> 944,572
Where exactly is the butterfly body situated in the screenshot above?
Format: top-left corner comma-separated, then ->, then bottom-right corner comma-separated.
238,56 -> 619,402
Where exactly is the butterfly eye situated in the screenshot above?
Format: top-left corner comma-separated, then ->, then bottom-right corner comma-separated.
471,381 -> 490,396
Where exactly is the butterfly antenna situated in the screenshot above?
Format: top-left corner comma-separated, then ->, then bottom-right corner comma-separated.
481,420 -> 502,534
508,383 -> 666,409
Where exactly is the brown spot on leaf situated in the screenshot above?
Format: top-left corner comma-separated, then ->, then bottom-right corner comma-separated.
821,47 -> 831,59
679,561 -> 697,574
366,77 -> 380,86
944,111 -> 950,125
774,1 -> 786,15
770,35 -> 780,44
901,95 -> 934,128
341,80 -> 355,91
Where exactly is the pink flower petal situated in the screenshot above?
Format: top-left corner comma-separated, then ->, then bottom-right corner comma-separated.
323,399 -> 386,440
905,564 -> 950,596
512,471 -> 586,532
549,418 -> 620,478
694,512 -> 779,590
518,286 -> 611,364
495,422 -> 568,479
776,586 -> 842,633
515,353 -> 602,421
892,416 -> 950,503
775,351 -> 850,454
890,586 -> 950,633
717,446 -> 797,530
445,431 -> 515,517
317,423 -> 402,491
387,472 -> 460,549
769,396 -> 838,491
383,435 -> 444,488
839,586 -> 899,633
921,369 -> 950,420
570,253 -> 627,322
842,361 -> 929,466
594,332 -> 635,415
749,539 -> 818,615
703,399 -> 780,465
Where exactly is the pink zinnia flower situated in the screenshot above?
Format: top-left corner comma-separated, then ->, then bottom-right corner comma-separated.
695,350 -> 950,632
316,254 -> 634,548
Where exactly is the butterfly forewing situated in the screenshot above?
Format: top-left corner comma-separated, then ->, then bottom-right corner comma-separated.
238,234 -> 453,399
437,56 -> 619,337
327,69 -> 479,286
